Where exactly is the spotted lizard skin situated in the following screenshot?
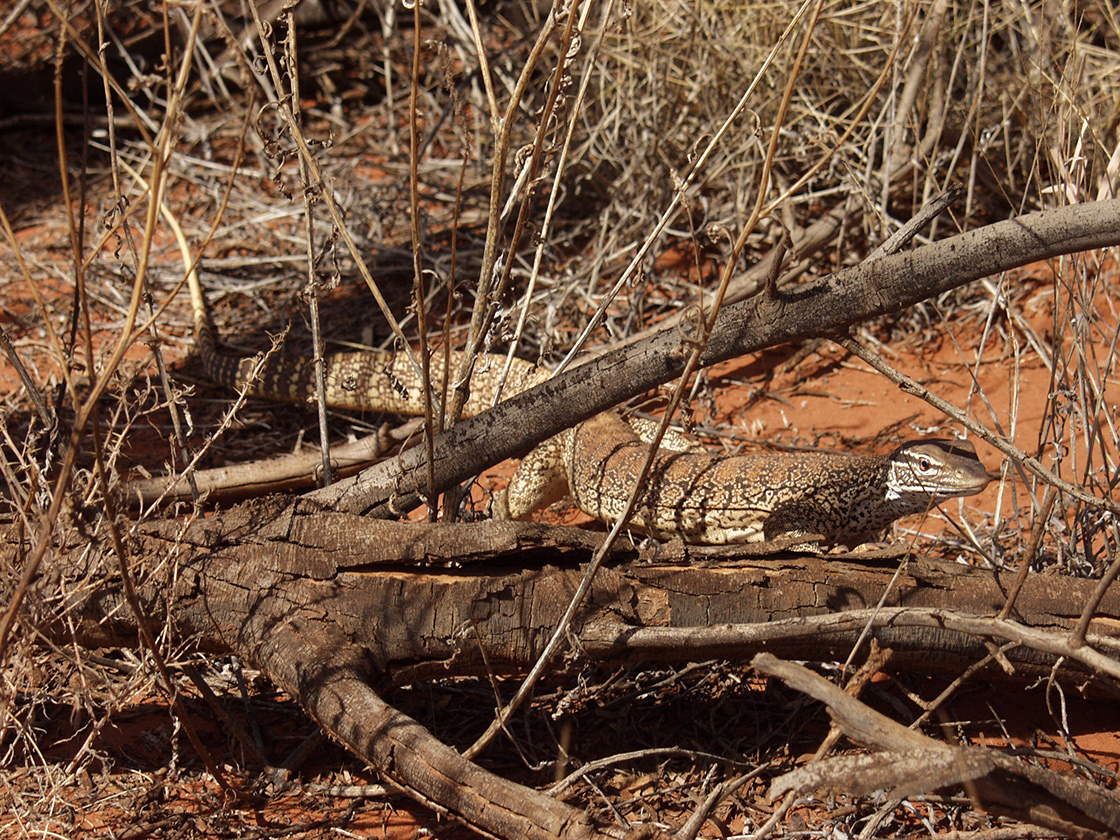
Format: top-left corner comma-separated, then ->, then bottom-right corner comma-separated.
566,413 -> 988,546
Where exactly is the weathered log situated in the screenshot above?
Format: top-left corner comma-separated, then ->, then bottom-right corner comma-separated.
28,511 -> 1120,838
46,512 -> 1120,686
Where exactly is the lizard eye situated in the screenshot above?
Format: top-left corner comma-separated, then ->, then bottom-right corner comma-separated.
917,456 -> 932,472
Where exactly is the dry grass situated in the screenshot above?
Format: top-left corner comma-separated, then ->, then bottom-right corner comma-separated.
1,0 -> 1119,837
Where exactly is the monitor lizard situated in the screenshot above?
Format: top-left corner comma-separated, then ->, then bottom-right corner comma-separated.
187,279 -> 990,547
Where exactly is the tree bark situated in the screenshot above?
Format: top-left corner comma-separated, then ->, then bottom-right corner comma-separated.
51,514 -> 1120,686
30,513 -> 1120,837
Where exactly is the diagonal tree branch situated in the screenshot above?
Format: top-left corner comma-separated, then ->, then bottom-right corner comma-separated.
308,199 -> 1120,517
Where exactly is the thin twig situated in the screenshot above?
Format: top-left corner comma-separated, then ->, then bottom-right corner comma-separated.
1071,545 -> 1120,649
283,11 -> 334,488
407,0 -> 437,515
999,485 -> 1057,620
246,0 -> 422,377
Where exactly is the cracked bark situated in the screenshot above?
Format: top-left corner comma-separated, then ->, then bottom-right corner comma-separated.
51,514 -> 1120,688
28,512 -> 1120,835
30,508 -> 1120,839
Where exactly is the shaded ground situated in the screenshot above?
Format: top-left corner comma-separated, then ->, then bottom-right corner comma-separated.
13,652 -> 1120,839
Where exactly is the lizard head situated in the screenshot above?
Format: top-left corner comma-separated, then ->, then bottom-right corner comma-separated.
884,438 -> 991,512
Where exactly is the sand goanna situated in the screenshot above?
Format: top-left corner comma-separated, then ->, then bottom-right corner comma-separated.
186,276 -> 990,547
